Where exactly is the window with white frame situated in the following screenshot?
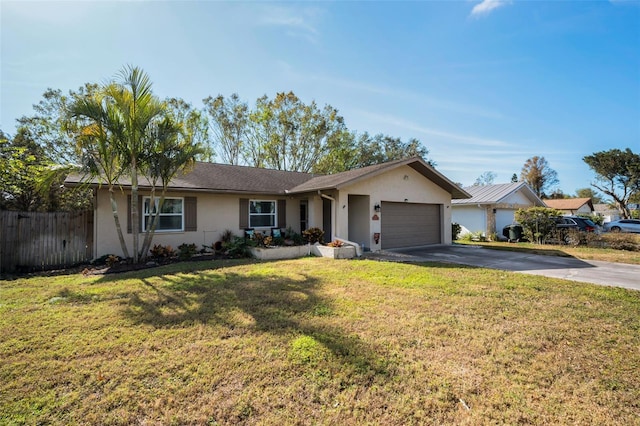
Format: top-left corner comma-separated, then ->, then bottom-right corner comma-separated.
249,200 -> 276,228
143,197 -> 184,231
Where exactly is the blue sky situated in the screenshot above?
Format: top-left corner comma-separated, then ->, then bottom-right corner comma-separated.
2,0 -> 639,195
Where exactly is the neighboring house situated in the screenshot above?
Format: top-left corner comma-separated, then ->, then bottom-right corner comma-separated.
543,198 -> 594,215
451,182 -> 545,237
594,204 -> 621,223
65,157 -> 470,258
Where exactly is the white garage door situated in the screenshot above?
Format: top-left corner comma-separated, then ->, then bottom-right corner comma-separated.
381,202 -> 441,249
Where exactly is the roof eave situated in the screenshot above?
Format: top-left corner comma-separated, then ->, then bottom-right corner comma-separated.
286,157 -> 471,198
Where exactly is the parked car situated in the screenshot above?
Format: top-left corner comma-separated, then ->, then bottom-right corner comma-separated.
552,216 -> 598,245
603,219 -> 640,233
554,216 -> 598,233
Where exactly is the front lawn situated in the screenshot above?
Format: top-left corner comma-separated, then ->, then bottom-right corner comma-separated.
1,258 -> 639,424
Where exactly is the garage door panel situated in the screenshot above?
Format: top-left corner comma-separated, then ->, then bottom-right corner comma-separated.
381,202 -> 441,249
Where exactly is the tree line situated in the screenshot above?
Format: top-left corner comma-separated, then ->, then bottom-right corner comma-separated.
2,65 -> 639,221
0,66 -> 433,262
1,69 -> 431,214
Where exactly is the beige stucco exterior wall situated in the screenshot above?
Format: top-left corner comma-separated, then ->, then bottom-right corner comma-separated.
94,189 -> 298,258
93,165 -> 456,258
306,194 -> 326,231
333,165 -> 453,250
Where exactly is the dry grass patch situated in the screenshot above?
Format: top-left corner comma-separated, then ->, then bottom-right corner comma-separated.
1,258 -> 639,425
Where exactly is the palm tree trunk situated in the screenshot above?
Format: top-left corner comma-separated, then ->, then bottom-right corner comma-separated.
109,187 -> 130,259
140,192 -> 164,258
131,159 -> 140,263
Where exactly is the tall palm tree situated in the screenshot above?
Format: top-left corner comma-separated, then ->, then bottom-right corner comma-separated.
139,116 -> 205,256
70,91 -> 131,259
103,66 -> 165,263
70,66 -> 201,263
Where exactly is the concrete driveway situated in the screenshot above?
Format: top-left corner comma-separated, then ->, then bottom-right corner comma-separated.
366,244 -> 640,291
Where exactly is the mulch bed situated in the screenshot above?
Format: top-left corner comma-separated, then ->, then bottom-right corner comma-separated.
1,254 -> 224,280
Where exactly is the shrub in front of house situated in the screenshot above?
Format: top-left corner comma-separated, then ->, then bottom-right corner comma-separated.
452,222 -> 461,241
106,254 -> 121,267
225,237 -> 254,258
515,207 -> 562,244
92,254 -> 123,267
177,243 -> 198,260
261,235 -> 285,247
150,244 -> 176,261
460,231 -> 486,242
302,227 -> 324,244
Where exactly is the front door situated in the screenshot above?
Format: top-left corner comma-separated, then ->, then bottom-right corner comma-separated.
299,200 -> 308,232
322,198 -> 332,243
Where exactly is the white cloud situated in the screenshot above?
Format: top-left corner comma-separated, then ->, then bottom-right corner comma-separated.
470,0 -> 510,18
258,5 -> 323,44
275,64 -> 505,120
355,111 -> 512,147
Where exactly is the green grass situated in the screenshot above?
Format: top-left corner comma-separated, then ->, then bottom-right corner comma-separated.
2,258 -> 639,425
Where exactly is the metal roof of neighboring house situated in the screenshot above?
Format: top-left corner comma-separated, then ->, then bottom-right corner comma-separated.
451,182 -> 543,205
287,157 -> 471,199
543,198 -> 594,211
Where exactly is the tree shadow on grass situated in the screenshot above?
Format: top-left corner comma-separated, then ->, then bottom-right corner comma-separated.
106,265 -> 393,377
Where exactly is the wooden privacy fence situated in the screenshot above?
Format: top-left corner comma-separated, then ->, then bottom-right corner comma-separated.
0,210 -> 93,273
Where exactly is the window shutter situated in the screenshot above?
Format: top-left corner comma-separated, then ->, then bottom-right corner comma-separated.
278,199 -> 286,228
184,197 -> 197,231
239,198 -> 249,228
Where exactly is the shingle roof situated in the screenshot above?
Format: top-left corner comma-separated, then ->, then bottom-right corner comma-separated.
451,182 -> 544,205
65,157 -> 470,198
543,198 -> 594,211
287,157 -> 471,199
65,162 -> 315,194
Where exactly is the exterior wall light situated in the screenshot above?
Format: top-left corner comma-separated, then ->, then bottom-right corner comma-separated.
374,203 -> 381,212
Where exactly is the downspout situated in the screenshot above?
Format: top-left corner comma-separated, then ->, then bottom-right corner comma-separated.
318,190 -> 362,257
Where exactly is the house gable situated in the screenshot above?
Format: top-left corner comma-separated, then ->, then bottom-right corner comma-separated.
452,182 -> 544,207
287,157 -> 470,200
501,189 -> 537,205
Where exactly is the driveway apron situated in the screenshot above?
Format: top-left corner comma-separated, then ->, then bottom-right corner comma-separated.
367,245 -> 640,291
